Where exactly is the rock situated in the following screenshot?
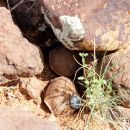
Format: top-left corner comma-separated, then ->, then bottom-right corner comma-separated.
40,0 -> 130,51
112,106 -> 130,121
0,7 -> 44,85
0,0 -> 5,7
104,46 -> 130,106
8,0 -> 57,47
111,106 -> 130,129
117,88 -> 130,108
19,77 -> 48,100
41,59 -> 57,80
0,106 -> 60,130
44,76 -> 79,116
105,47 -> 130,89
49,46 -> 80,77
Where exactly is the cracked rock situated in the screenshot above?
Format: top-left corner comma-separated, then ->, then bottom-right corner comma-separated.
0,7 -> 44,85
40,0 -> 130,51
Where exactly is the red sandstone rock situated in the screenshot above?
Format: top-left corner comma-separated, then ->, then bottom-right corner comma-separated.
44,76 -> 78,116
0,0 -> 5,7
49,46 -> 80,77
105,46 -> 130,89
113,106 -> 130,121
0,106 -> 60,130
0,7 -> 44,85
40,0 -> 130,51
104,46 -> 130,107
19,77 -> 48,100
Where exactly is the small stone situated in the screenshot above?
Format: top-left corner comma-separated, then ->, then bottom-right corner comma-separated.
44,76 -> 79,116
20,77 -> 48,100
49,46 -> 80,77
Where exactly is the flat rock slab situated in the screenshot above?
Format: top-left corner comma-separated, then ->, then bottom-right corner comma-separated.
0,106 -> 60,130
41,0 -> 130,51
0,7 -> 44,85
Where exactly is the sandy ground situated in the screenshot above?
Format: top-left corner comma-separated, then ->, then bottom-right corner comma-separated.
0,81 -> 85,130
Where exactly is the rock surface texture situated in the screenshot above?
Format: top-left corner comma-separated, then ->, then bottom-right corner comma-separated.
0,0 -> 5,7
0,106 -> 60,130
0,7 -> 44,85
20,77 -> 48,100
41,0 -> 130,51
113,106 -> 130,121
104,46 -> 130,107
49,46 -> 80,77
105,46 -> 130,89
44,76 -> 78,116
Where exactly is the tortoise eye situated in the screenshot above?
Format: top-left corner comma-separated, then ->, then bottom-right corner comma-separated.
69,95 -> 81,109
